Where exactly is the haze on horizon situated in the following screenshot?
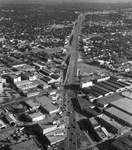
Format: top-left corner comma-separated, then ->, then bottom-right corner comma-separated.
1,0 -> 132,3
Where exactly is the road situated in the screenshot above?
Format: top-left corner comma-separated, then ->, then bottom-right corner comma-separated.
63,13 -> 85,150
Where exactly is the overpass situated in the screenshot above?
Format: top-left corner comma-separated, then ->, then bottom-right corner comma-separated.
63,13 -> 85,150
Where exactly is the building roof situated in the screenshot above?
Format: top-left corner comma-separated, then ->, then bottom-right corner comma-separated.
110,97 -> 132,115
96,93 -> 123,107
105,107 -> 132,126
45,129 -> 65,145
25,99 -> 40,108
121,91 -> 132,100
37,96 -> 59,114
10,139 -> 39,150
28,111 -> 44,119
100,114 -> 123,130
0,119 -> 6,128
84,107 -> 100,117
78,96 -> 94,109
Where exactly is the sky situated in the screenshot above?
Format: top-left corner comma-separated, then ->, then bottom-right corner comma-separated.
1,0 -> 132,3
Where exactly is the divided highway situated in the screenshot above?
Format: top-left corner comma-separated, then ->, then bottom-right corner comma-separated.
63,13 -> 85,150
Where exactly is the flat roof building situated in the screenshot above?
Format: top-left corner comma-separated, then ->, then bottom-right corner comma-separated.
5,113 -> 17,126
37,96 -> 59,114
96,93 -> 123,108
110,97 -> 132,116
45,128 -> 65,145
0,119 -> 6,129
27,111 -> 45,122
99,114 -> 123,134
105,107 -> 132,127
97,82 -> 117,92
121,91 -> 132,100
24,99 -> 40,111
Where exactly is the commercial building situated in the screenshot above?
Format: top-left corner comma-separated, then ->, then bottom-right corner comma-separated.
37,122 -> 65,135
96,93 -> 123,108
97,82 -> 117,92
77,96 -> 95,111
110,97 -> 132,116
45,128 -> 65,145
121,91 -> 132,100
84,107 -> 101,118
105,107 -> 132,127
9,74 -> 21,83
9,139 -> 39,150
15,80 -> 38,91
21,71 -> 37,81
0,119 -> 6,129
5,113 -> 17,126
27,111 -> 45,122
24,99 -> 40,111
99,114 -> 124,134
91,86 -> 109,96
33,62 -> 45,69
37,96 -> 59,114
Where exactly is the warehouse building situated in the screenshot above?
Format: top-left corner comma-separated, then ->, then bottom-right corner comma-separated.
37,122 -> 65,135
111,139 -> 129,150
21,71 -> 37,81
96,93 -> 123,108
84,107 -> 101,118
94,85 -> 113,95
107,79 -> 126,90
86,88 -> 103,99
105,107 -> 132,127
121,91 -> 132,100
110,97 -> 132,116
91,86 -> 109,96
97,82 -> 117,92
45,128 -> 65,145
24,99 -> 40,111
5,113 -> 17,126
37,96 -> 59,115
33,62 -> 45,69
103,81 -> 123,92
0,119 -> 6,129
99,114 -> 124,134
27,111 -> 45,122
77,96 -> 95,111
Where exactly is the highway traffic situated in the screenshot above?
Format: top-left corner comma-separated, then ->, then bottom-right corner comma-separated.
63,13 -> 85,150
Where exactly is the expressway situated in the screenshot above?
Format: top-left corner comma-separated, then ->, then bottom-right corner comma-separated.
63,13 -> 85,150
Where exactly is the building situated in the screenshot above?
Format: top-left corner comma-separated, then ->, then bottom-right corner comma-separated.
97,82 -> 117,92
105,107 -> 132,127
33,62 -> 45,69
96,93 -> 123,108
88,117 -> 100,129
37,122 -> 65,135
99,114 -> 124,134
81,81 -> 93,88
15,80 -> 38,91
84,107 -> 101,118
21,71 -> 37,81
27,111 -> 45,122
9,73 -> 21,83
9,139 -> 39,150
110,97 -> 132,116
121,91 -> 132,100
37,96 -> 59,114
44,128 -> 65,145
24,99 -> 40,111
5,113 -> 17,126
77,96 -> 95,111
0,119 -> 6,129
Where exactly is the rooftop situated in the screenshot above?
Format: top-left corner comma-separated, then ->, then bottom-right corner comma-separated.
110,97 -> 132,115
105,107 -> 132,126
9,139 -> 39,150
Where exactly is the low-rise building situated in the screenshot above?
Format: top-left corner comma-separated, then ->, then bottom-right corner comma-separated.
27,111 -> 45,122
37,96 -> 59,115
0,119 -> 6,129
99,114 -> 124,134
24,99 -> 40,111
5,113 -> 17,126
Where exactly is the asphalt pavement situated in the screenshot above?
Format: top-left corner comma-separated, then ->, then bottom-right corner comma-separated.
63,13 -> 85,150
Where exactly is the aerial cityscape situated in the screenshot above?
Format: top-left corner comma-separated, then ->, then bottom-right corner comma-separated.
0,1 -> 132,150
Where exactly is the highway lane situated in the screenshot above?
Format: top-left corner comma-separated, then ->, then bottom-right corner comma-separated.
63,13 -> 85,150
